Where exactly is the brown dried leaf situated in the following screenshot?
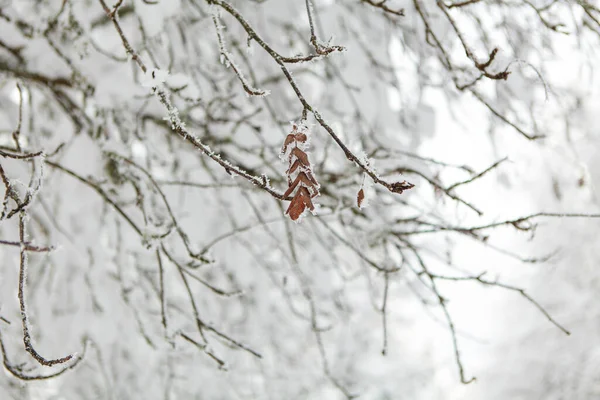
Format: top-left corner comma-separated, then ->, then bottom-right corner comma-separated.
289,161 -> 319,187
287,159 -> 302,175
290,147 -> 310,167
285,188 -> 315,221
283,177 -> 298,198
283,172 -> 319,199
304,170 -> 319,187
294,133 -> 307,143
286,192 -> 306,221
298,187 -> 314,211
297,172 -> 316,189
357,188 -> 365,208
281,134 -> 295,155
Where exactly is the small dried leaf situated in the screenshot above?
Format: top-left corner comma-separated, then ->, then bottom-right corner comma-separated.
357,188 -> 365,208
286,192 -> 306,221
285,188 -> 315,221
289,161 -> 319,188
290,147 -> 310,167
304,170 -> 319,187
297,172 -> 316,189
283,172 -> 319,198
298,187 -> 314,211
283,178 -> 298,199
294,133 -> 307,143
287,159 -> 303,175
281,134 -> 295,154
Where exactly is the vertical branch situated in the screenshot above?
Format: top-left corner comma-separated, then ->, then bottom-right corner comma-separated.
380,271 -> 390,356
0,163 -> 12,221
12,82 -> 24,152
305,0 -> 319,50
405,243 -> 476,384
210,7 -> 269,96
98,0 -> 147,73
156,249 -> 168,335
18,212 -> 75,367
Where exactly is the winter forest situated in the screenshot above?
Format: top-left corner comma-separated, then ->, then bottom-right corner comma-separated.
1,0 -> 600,399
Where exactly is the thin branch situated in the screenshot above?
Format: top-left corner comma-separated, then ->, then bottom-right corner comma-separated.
0,239 -> 53,252
12,82 -> 24,152
210,8 -> 269,96
446,157 -> 508,191
380,271 -> 390,355
405,243 -> 476,384
432,272 -> 570,335
106,151 -> 211,263
360,0 -> 405,16
17,213 -> 76,367
0,329 -> 86,381
0,149 -> 43,160
98,0 -> 147,72
161,245 -> 242,297
45,160 -> 143,236
179,332 -> 225,369
283,214 -> 355,399
391,167 -> 482,215
166,248 -> 261,360
156,249 -> 168,335
446,0 -> 482,8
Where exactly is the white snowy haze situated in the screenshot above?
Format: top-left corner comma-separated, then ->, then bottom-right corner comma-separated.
0,0 -> 599,399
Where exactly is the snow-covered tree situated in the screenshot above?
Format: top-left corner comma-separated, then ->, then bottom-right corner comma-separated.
1,0 -> 599,398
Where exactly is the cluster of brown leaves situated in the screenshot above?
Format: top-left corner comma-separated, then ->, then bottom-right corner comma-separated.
281,123 -> 320,221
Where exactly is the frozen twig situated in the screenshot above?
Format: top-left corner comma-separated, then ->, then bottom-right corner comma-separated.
211,7 -> 270,96
432,272 -> 570,335
403,242 -> 476,384
17,213 -> 78,367
360,0 -> 405,16
0,329 -> 86,381
380,270 -> 391,355
12,82 -> 24,152
446,157 -> 508,192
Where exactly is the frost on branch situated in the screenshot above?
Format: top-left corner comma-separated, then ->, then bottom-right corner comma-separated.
210,5 -> 270,97
281,122 -> 319,221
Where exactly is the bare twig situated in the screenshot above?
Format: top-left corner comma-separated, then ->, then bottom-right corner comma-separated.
380,270 -> 391,355
12,82 -> 24,152
0,329 -> 86,381
17,213 -> 76,367
360,0 -> 405,16
446,157 -> 508,192
432,272 -> 570,335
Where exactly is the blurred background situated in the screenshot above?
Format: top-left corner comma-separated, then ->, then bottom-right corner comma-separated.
0,0 -> 599,399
